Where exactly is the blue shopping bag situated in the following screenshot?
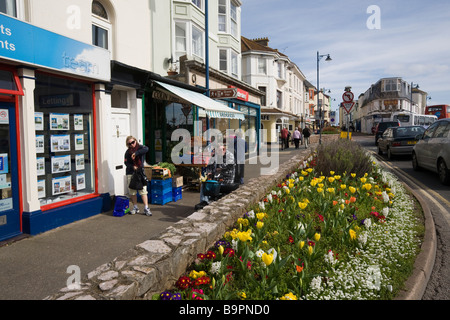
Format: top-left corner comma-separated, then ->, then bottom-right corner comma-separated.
113,196 -> 130,217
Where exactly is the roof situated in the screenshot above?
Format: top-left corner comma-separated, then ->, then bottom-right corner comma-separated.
241,36 -> 287,58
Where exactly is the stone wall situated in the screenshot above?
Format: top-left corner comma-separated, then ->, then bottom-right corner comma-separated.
46,135 -> 338,300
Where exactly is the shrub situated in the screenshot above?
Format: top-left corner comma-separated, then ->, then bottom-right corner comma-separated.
315,139 -> 372,177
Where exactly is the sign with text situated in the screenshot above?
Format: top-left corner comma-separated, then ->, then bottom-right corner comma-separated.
0,13 -> 110,81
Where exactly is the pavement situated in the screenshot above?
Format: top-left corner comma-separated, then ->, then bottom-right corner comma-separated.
0,142 -> 312,300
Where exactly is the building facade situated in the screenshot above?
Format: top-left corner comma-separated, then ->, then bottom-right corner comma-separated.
241,36 -> 307,144
0,0 -> 154,240
357,77 -> 428,133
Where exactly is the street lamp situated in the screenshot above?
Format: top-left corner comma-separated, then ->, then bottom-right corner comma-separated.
410,82 -> 419,113
317,51 -> 332,144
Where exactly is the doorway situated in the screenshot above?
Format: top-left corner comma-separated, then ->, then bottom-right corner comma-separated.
0,101 -> 21,241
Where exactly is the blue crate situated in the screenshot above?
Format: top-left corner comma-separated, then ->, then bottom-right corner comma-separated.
151,178 -> 172,187
151,191 -> 172,205
151,184 -> 172,195
173,193 -> 182,202
172,186 -> 182,196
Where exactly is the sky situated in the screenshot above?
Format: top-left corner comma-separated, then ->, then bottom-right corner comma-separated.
240,0 -> 450,112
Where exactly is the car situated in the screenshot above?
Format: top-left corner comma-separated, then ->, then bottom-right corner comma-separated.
377,126 -> 425,160
374,121 -> 400,146
412,118 -> 450,185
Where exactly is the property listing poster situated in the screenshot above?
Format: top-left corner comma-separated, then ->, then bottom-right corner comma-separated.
52,176 -> 72,196
50,113 -> 70,130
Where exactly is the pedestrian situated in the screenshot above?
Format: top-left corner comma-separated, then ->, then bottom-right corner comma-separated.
302,126 -> 311,149
280,127 -> 288,150
124,136 -> 151,216
286,130 -> 291,149
234,131 -> 247,184
293,127 -> 301,149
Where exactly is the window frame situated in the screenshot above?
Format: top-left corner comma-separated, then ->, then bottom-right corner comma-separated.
91,1 -> 112,51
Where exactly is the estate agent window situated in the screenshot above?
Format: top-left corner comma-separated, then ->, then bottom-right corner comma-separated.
33,73 -> 96,207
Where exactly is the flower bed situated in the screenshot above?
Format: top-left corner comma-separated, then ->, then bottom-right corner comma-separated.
156,152 -> 423,300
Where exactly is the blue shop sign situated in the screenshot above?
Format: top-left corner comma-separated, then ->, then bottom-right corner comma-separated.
0,13 -> 110,81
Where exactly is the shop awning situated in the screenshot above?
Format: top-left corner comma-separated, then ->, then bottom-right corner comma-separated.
155,81 -> 245,120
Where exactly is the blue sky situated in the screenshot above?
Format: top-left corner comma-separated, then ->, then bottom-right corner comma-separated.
241,0 -> 450,111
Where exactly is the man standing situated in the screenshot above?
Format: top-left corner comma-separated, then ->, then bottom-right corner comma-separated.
302,126 -> 311,149
280,127 -> 288,150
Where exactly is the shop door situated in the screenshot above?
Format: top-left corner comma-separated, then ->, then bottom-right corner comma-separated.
111,111 -> 130,195
0,102 -> 21,241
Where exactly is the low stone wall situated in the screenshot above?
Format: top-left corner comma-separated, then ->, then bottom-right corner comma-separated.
46,136 -> 338,300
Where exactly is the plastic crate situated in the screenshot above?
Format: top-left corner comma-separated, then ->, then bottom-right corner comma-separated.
151,178 -> 172,187
151,191 -> 172,205
172,187 -> 183,202
151,184 -> 172,195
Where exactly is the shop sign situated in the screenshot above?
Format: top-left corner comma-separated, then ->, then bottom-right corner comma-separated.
229,86 -> 249,102
209,88 -> 237,99
0,14 -> 110,81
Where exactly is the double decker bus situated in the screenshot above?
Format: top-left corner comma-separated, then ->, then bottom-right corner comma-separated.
391,112 -> 437,128
425,105 -> 450,119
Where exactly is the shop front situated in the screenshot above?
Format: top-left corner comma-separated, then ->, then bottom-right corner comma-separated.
0,14 -> 110,239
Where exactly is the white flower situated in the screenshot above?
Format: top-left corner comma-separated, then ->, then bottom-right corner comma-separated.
210,261 -> 221,275
364,218 -> 372,229
255,249 -> 264,258
382,191 -> 389,203
268,248 -> 278,261
247,210 -> 255,219
258,201 -> 265,210
310,276 -> 322,292
382,207 -> 389,217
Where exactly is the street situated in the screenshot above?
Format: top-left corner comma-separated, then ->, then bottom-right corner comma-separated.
353,133 -> 450,300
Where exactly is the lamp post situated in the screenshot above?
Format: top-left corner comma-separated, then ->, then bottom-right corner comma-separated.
317,51 -> 332,144
410,82 -> 419,113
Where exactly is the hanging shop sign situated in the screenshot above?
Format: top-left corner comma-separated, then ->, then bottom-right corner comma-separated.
0,13 -> 110,81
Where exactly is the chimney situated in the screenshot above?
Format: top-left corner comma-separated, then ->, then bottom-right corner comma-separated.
253,37 -> 269,47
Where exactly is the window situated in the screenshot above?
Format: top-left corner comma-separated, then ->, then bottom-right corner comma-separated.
192,25 -> 204,59
383,79 -> 400,92
218,0 -> 227,32
258,58 -> 266,75
231,51 -> 238,77
175,22 -> 187,62
92,1 -> 110,50
0,0 -> 16,17
230,2 -> 237,38
192,0 -> 203,10
258,86 -> 266,106
34,73 -> 96,207
219,49 -> 227,72
277,90 -> 282,109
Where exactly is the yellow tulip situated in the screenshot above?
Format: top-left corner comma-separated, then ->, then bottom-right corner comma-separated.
330,171 -> 335,175
299,241 -> 305,249
308,245 -> 314,255
360,177 -> 367,183
327,188 -> 335,193
334,175 -> 341,180
317,187 -> 324,193
256,213 -> 265,220
351,173 -> 356,178
285,188 -> 290,194
262,253 -> 274,266
257,221 -> 264,229
314,233 -> 321,241
349,186 -> 356,194
218,245 -> 224,256
328,177 -> 335,183
341,184 -> 347,189
349,229 -> 357,240
298,202 -> 308,210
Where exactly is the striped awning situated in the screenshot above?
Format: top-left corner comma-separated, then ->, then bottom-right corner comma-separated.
155,81 -> 245,120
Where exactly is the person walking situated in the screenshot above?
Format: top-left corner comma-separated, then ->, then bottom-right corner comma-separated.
280,127 -> 288,150
292,127 -> 301,149
302,126 -> 311,149
124,136 -> 151,216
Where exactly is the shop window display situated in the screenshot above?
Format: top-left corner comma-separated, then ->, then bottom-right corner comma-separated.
34,73 -> 95,207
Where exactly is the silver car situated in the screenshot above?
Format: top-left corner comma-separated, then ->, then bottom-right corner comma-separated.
412,118 -> 450,185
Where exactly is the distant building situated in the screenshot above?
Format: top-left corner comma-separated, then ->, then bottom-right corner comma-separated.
356,77 -> 428,133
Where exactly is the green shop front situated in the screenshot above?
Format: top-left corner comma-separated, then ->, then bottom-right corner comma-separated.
145,80 -> 249,165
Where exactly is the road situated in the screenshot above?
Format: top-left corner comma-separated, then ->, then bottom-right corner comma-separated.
353,133 -> 450,300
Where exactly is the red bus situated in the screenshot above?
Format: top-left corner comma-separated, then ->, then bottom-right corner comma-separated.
425,105 -> 450,119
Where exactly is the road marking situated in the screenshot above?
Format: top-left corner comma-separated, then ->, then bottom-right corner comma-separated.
370,151 -> 450,227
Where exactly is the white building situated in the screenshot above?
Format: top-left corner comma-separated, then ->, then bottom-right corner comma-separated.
0,0 -> 154,239
241,36 -> 307,143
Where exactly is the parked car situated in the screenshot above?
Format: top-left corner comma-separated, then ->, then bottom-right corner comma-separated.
377,126 -> 425,159
412,118 -> 450,185
374,121 -> 401,146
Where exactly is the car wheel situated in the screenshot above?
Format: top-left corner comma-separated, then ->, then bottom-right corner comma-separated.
437,159 -> 450,185
412,152 -> 420,171
387,148 -> 394,160
378,146 -> 383,155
